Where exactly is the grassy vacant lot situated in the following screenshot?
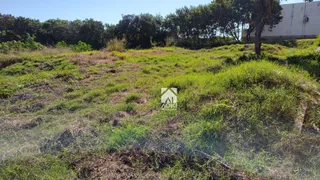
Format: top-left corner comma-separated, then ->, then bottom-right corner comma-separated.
0,40 -> 320,179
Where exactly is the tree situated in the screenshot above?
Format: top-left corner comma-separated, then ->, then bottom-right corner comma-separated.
104,24 -> 116,44
211,1 -> 242,42
78,19 -> 105,49
251,0 -> 282,55
69,20 -> 83,44
164,5 -> 219,49
253,0 -> 272,55
0,14 -> 41,42
115,14 -> 155,48
38,19 -> 71,45
152,15 -> 167,46
211,0 -> 282,55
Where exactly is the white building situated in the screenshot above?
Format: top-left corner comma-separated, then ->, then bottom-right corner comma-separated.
245,1 -> 320,39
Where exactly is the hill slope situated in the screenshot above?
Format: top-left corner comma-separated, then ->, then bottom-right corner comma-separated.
0,43 -> 320,179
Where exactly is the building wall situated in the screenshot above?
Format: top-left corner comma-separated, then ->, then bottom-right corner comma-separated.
245,1 -> 320,39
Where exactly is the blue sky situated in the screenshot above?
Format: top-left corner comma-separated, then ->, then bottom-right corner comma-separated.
0,0 -> 316,24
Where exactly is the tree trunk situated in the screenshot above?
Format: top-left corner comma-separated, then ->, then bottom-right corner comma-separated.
254,0 -> 273,56
254,24 -> 263,56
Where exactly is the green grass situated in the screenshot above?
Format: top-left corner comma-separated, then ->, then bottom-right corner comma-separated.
315,35 -> 320,47
0,156 -> 76,180
106,124 -> 149,150
0,42 -> 319,179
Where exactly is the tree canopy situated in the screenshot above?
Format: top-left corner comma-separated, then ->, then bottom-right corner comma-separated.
0,0 -> 283,53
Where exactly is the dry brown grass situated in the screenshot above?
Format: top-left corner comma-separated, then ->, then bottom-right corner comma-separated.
77,149 -> 162,179
68,52 -> 118,66
106,38 -> 126,52
273,133 -> 320,164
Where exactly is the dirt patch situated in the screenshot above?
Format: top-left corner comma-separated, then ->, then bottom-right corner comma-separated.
40,129 -> 76,154
76,148 -> 252,180
31,82 -> 67,96
77,149 -> 173,179
79,153 -> 142,179
0,116 -> 44,132
10,93 -> 33,103
295,100 -> 308,132
161,116 -> 182,136
136,97 -> 147,104
69,53 -> 118,66
120,63 -> 141,73
110,92 -> 129,104
0,56 -> 25,69
20,117 -> 44,129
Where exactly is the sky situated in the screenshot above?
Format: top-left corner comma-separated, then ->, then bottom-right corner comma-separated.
0,0 -> 317,24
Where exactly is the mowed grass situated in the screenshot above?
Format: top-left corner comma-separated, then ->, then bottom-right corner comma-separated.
0,41 -> 320,179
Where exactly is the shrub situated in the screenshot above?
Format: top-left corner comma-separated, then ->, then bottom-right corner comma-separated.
165,37 -> 176,47
0,36 -> 43,53
106,38 -> 125,52
56,41 -> 68,48
315,35 -> 320,47
71,41 -> 92,52
24,35 -> 43,50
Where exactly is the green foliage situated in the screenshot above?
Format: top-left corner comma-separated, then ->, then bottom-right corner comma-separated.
116,14 -> 156,48
0,1 -> 283,50
70,41 -> 92,52
315,35 -> 320,47
24,35 -> 43,50
56,41 -> 68,48
0,14 -> 108,49
0,38 -> 43,53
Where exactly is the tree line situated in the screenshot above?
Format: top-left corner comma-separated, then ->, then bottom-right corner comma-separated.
0,0 -> 283,55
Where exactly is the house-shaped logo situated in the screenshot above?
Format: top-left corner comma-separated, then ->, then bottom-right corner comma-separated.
161,88 -> 177,110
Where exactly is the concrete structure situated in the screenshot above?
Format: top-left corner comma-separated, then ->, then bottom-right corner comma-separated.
244,1 -> 320,39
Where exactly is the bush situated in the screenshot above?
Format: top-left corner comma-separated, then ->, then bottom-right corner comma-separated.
56,41 -> 68,48
0,36 -> 43,53
71,41 -> 92,52
165,37 -> 176,47
24,35 -> 43,50
315,35 -> 320,47
106,38 -> 125,52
